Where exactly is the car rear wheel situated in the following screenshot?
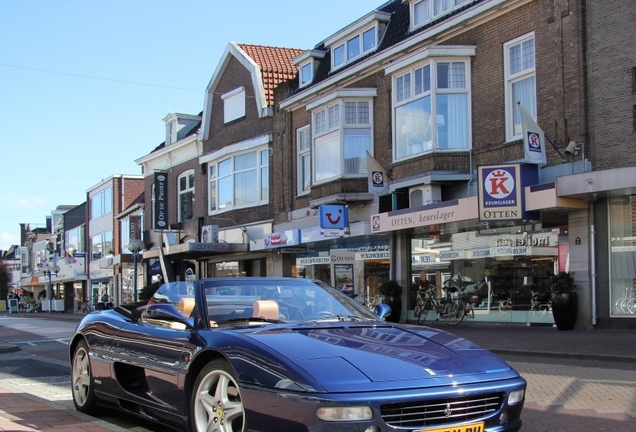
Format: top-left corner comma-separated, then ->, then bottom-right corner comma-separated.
191,359 -> 246,432
71,340 -> 99,415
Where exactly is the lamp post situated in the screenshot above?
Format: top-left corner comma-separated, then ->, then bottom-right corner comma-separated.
127,239 -> 145,303
43,265 -> 60,314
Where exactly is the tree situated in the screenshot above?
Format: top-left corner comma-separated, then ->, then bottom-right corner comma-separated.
0,263 -> 11,301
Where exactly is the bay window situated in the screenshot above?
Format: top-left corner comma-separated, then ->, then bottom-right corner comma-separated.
393,59 -> 470,160
208,147 -> 269,213
311,99 -> 372,184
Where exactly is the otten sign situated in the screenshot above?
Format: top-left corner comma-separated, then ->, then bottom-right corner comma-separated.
477,163 -> 539,222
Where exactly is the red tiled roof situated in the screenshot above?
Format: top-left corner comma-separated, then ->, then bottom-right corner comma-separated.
237,44 -> 305,107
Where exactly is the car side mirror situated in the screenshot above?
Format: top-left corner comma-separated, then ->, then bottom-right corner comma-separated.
374,303 -> 392,320
146,304 -> 194,329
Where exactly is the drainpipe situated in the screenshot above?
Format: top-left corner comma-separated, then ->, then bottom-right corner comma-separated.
589,193 -> 598,326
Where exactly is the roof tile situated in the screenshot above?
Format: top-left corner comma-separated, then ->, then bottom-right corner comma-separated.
237,44 -> 304,106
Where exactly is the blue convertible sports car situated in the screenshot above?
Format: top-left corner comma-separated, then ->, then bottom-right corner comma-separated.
69,277 -> 526,432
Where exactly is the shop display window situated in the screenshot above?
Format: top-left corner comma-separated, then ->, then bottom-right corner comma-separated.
609,196 -> 636,317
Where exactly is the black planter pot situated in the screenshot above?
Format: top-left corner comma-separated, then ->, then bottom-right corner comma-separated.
384,296 -> 401,323
551,292 -> 578,331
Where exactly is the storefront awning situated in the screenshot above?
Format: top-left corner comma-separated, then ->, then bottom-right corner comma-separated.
525,183 -> 588,211
143,242 -> 249,260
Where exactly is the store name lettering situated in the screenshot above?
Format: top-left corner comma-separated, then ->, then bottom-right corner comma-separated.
360,252 -> 390,259
482,210 -> 518,219
391,210 -> 455,227
497,236 -> 550,247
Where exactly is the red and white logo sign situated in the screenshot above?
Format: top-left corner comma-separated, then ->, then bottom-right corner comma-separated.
485,169 -> 514,199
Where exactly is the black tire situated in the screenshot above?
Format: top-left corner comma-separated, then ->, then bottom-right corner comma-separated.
443,299 -> 466,326
418,300 -> 433,325
191,359 -> 247,432
71,340 -> 100,416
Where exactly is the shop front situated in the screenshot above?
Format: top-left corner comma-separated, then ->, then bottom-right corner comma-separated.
371,176 -> 588,325
89,257 -> 114,308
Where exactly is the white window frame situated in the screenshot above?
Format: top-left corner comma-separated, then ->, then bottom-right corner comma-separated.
222,86 -> 246,123
392,58 -> 471,161
504,33 -> 536,141
331,24 -> 378,70
178,170 -> 195,222
411,0 -> 472,30
297,126 -> 311,195
311,98 -> 373,184
168,120 -> 177,145
299,61 -> 313,87
207,146 -> 269,214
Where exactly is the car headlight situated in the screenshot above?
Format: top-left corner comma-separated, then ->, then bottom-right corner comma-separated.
316,406 -> 373,421
508,389 -> 525,405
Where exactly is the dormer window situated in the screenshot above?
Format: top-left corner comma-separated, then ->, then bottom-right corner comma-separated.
293,49 -> 326,89
332,26 -> 378,70
164,113 -> 201,145
411,0 -> 471,29
300,62 -> 313,87
324,11 -> 390,71
168,121 -> 177,145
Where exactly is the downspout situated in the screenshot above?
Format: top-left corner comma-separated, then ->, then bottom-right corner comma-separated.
589,193 -> 598,326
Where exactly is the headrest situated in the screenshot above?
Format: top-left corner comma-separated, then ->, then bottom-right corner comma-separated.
252,300 -> 279,321
178,297 -> 195,317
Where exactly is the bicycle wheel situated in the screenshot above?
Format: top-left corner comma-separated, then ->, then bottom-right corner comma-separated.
443,299 -> 466,326
498,299 -> 512,312
418,300 -> 433,325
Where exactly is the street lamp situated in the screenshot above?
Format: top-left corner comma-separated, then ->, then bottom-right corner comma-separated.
127,239 -> 145,303
43,264 -> 60,314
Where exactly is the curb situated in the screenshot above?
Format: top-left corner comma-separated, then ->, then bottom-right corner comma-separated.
490,348 -> 636,364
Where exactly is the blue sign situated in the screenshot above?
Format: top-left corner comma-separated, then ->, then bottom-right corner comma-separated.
319,205 -> 349,230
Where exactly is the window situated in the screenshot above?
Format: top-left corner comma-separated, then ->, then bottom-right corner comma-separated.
412,0 -> 471,28
90,187 -> 113,220
208,147 -> 269,213
609,196 -> 636,317
297,126 -> 311,195
312,99 -> 372,183
300,62 -> 313,87
504,34 -> 536,140
222,87 -> 246,123
168,121 -> 177,145
393,59 -> 470,160
332,25 -> 377,70
178,170 -> 195,222
65,226 -> 85,254
91,230 -> 113,260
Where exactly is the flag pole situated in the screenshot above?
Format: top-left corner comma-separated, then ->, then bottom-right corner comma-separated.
544,133 -> 566,163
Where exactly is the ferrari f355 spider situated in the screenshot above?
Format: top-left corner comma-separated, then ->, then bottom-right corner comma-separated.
70,277 -> 526,432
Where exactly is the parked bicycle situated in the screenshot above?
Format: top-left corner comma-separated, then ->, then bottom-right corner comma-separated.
413,280 -> 466,326
80,300 -> 94,314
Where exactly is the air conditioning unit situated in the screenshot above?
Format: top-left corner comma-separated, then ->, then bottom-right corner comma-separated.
201,225 -> 218,243
409,184 -> 441,208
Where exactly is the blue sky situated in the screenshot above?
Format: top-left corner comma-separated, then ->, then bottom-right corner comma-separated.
0,0 -> 379,251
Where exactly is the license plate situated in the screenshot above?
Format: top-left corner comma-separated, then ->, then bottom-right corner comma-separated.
418,422 -> 485,432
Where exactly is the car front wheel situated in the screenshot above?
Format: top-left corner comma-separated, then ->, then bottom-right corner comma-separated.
71,340 -> 99,415
191,359 -> 246,432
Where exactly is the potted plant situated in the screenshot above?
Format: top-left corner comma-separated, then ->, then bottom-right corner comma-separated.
549,271 -> 577,331
379,279 -> 403,323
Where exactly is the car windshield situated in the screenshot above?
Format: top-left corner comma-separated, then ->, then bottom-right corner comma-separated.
199,278 -> 379,325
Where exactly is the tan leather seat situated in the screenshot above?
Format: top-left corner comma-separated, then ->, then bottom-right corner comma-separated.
252,300 -> 279,320
178,297 -> 195,317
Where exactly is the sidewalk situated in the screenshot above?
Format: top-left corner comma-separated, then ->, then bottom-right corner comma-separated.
2,310 -> 635,361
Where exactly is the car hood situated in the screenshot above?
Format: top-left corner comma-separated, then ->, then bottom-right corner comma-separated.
241,323 -> 516,392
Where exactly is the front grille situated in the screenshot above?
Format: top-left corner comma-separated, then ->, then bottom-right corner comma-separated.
381,393 -> 503,428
